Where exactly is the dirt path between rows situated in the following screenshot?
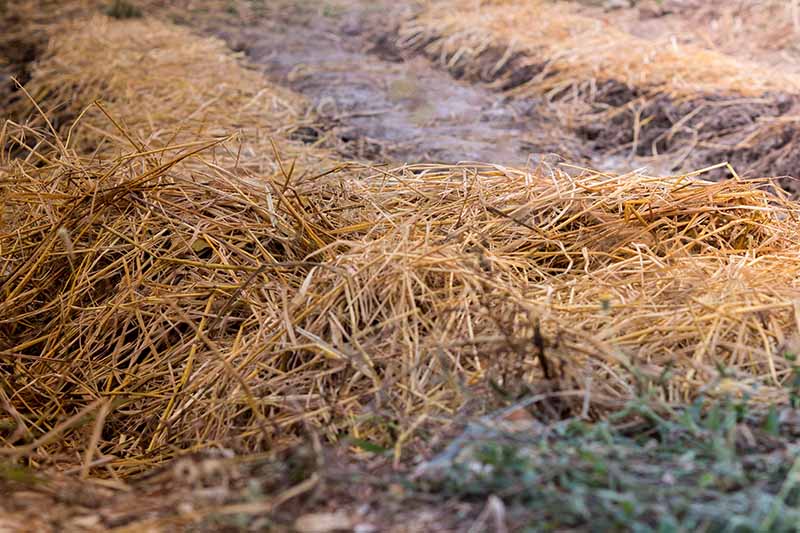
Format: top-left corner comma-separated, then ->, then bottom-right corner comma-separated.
211,2 -> 586,167
202,0 -> 800,190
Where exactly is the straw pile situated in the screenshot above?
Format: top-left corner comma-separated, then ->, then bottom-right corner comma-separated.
397,0 -> 800,180
3,13 -> 800,478
0,16 -> 340,475
401,0 -> 800,96
11,16 -> 322,171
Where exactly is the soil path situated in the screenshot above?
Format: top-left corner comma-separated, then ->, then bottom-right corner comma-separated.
213,2 -> 584,166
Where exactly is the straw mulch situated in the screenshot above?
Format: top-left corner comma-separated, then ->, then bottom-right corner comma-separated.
596,0 -> 800,75
11,15 -> 321,171
1,15 -> 334,475
3,14 -> 800,478
401,0 -> 800,97
397,0 -> 800,181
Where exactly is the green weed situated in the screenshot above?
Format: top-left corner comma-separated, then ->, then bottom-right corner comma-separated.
429,396 -> 800,531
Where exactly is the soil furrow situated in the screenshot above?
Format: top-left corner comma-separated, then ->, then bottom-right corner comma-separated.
209,2 -> 588,167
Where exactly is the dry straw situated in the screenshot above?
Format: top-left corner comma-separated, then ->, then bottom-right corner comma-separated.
3,14 -> 800,479
12,16 -> 324,170
398,0 -> 800,179
402,0 -> 800,97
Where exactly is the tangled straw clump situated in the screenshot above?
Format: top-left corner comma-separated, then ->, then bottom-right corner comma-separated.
3,15 -> 800,477
322,164 -> 800,404
0,132 -> 365,473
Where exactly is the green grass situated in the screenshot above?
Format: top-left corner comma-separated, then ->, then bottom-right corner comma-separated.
427,396 -> 800,532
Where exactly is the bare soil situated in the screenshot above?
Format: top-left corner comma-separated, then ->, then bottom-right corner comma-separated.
209,1 -> 587,166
